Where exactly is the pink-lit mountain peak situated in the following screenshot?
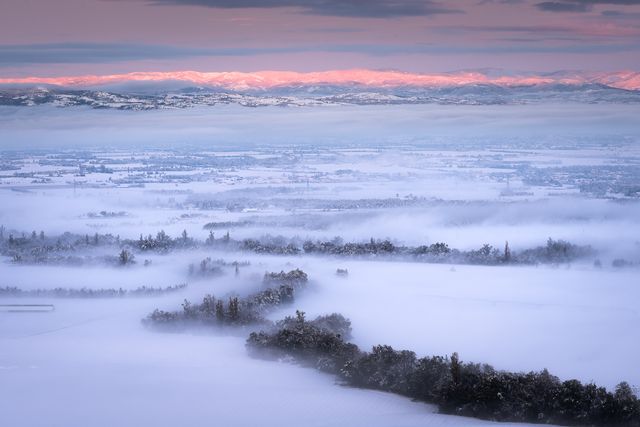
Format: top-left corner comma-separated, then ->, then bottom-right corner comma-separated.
1,69 -> 639,91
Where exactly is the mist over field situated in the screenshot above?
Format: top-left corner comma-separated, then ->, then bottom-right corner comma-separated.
1,103 -> 640,149
1,102 -> 639,427
4,0 -> 640,422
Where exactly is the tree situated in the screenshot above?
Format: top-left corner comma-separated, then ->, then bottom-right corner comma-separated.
450,352 -> 461,385
182,299 -> 197,319
200,257 -> 209,273
228,297 -> 240,321
156,230 -> 168,242
431,242 -> 450,255
206,230 -> 215,245
118,249 -> 134,265
613,382 -> 639,422
303,240 -> 317,253
480,244 -> 492,257
201,294 -> 216,318
215,300 -> 225,323
155,230 -> 170,250
504,240 -> 511,262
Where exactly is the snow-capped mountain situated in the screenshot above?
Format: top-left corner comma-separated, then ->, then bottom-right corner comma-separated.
1,69 -> 639,109
3,69 -> 640,90
0,82 -> 638,110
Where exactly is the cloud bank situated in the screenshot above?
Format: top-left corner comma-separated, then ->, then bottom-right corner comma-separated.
144,0 -> 459,17
536,0 -> 640,12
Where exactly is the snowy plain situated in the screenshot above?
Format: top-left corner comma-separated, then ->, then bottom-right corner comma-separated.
1,103 -> 639,426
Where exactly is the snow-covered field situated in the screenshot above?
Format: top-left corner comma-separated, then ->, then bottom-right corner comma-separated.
1,104 -> 639,426
0,294 -> 538,427
1,257 -> 638,426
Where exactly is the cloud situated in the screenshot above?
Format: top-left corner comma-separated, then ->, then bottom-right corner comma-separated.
445,22 -> 640,41
601,8 -> 640,17
444,25 -> 576,34
499,36 -> 584,42
536,1 -> 591,11
1,41 -> 639,67
142,0 -> 460,17
0,43 -> 315,65
432,23 -> 635,42
301,27 -> 366,33
535,0 -> 640,13
0,43 -> 214,65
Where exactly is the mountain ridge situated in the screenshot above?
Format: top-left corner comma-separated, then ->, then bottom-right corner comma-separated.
1,81 -> 639,110
2,69 -> 640,92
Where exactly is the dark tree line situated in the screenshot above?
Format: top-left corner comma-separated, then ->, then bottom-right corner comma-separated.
0,284 -> 187,298
245,236 -> 596,266
143,269 -> 308,330
0,225 -> 613,267
187,257 -> 249,278
247,313 -> 640,427
303,238 -> 593,265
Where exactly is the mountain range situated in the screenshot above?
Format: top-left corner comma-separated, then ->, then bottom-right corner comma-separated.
1,69 -> 639,109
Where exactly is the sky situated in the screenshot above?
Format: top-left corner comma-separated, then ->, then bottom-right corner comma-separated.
1,0 -> 640,77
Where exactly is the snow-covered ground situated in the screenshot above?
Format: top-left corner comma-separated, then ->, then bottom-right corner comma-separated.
0,295 -> 541,427
1,103 -> 639,426
1,256 -> 638,426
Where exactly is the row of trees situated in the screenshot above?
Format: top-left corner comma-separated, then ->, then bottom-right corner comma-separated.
247,313 -> 640,426
143,269 -> 309,329
1,225 -> 603,267
187,257 -> 249,278
0,284 -> 187,298
2,229 -> 119,250
302,238 -> 591,265
0,229 -> 122,265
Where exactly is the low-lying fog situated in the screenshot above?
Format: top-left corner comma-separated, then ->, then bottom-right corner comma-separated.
2,254 -> 638,426
0,292 -> 537,427
1,103 -> 639,426
1,103 -> 639,149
